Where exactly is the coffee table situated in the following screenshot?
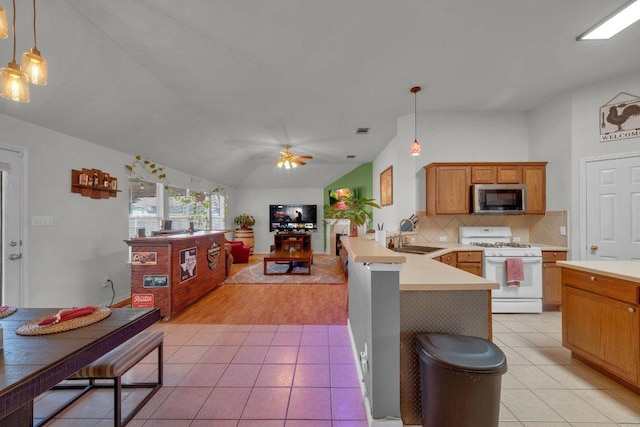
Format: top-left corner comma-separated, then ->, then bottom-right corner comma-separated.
264,249 -> 313,275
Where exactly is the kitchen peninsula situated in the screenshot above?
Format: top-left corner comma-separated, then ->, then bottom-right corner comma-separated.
559,261 -> 640,393
341,237 -> 498,426
125,231 -> 226,319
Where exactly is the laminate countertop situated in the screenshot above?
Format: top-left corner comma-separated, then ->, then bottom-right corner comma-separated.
340,237 -> 498,292
557,260 -> 640,283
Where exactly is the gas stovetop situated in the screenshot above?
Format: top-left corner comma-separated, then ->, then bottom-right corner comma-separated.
459,226 -> 542,257
468,242 -> 532,248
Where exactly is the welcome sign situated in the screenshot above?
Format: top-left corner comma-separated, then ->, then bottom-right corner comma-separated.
600,92 -> 640,142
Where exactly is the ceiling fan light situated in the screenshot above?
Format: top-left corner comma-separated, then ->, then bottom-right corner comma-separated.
292,162 -> 297,168
284,161 -> 291,170
1,60 -> 30,103
410,139 -> 421,156
22,47 -> 47,85
0,6 -> 8,39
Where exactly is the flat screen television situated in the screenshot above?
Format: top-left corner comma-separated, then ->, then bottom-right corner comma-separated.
269,204 -> 318,232
328,187 -> 358,210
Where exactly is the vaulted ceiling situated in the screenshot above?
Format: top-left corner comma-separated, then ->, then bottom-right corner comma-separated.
1,0 -> 639,188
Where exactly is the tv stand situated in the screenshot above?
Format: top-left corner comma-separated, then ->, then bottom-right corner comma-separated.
272,232 -> 312,251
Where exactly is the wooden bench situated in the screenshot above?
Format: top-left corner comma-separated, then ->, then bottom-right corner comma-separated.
36,330 -> 163,427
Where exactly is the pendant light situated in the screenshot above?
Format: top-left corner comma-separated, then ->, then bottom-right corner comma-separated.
1,0 -> 30,103
410,86 -> 422,156
22,0 -> 47,85
0,5 -> 9,39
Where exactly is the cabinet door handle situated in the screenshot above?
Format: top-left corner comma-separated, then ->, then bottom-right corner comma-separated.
590,276 -> 596,281
629,307 -> 636,313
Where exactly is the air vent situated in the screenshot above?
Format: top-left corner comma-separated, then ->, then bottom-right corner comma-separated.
346,155 -> 356,159
355,128 -> 369,135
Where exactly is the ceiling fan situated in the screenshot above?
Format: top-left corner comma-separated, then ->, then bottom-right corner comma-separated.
276,145 -> 313,169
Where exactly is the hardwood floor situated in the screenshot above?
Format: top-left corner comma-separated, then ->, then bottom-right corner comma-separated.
167,255 -> 349,325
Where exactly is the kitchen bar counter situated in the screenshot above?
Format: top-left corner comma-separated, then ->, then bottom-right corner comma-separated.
340,236 -> 496,425
339,238 -> 498,291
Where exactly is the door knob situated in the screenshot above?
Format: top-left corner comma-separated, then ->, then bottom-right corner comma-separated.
590,245 -> 599,251
8,253 -> 22,260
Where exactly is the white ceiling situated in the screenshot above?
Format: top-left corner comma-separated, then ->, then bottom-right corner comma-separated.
1,0 -> 639,188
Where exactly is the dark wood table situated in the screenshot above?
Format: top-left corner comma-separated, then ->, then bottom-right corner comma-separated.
0,307 -> 160,426
263,249 -> 313,275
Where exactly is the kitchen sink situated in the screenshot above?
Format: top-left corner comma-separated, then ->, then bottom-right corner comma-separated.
393,245 -> 443,254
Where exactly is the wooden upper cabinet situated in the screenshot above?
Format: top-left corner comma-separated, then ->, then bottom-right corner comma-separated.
522,165 -> 546,214
471,166 -> 495,184
426,165 -> 470,215
471,165 -> 522,184
425,162 -> 546,215
496,165 -> 522,183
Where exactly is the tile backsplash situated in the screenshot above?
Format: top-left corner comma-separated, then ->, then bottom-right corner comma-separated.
413,211 -> 568,247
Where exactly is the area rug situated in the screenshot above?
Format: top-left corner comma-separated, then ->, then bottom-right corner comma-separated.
225,255 -> 345,284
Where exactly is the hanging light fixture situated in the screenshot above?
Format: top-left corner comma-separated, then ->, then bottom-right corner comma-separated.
1,0 -> 30,103
0,5 -> 9,39
410,86 -> 421,156
22,0 -> 46,85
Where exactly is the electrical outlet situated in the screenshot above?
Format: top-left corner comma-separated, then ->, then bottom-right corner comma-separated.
439,236 -> 447,242
560,226 -> 567,236
513,236 -> 521,242
103,276 -> 110,287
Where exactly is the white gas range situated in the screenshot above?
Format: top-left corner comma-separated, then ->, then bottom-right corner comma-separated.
460,226 -> 543,313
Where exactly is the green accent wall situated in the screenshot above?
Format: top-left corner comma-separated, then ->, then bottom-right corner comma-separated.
323,163 -> 374,251
323,162 -> 374,207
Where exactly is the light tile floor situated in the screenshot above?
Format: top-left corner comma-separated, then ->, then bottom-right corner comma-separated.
34,312 -> 640,426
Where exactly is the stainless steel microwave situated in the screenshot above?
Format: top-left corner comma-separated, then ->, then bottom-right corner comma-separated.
472,184 -> 527,214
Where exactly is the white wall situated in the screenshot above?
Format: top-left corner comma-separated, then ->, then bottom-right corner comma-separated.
528,93 -> 572,211
0,114 -> 224,307
234,187 -> 325,254
373,111 -> 530,233
568,72 -> 640,258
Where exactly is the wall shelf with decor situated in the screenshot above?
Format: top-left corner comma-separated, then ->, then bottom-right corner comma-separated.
71,169 -> 121,199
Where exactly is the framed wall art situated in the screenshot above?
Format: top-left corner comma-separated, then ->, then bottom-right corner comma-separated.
380,166 -> 393,206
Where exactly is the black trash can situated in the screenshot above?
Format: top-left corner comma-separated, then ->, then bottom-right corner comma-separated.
416,334 -> 507,427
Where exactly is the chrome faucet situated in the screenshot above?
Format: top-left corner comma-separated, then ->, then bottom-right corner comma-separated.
398,218 -> 413,248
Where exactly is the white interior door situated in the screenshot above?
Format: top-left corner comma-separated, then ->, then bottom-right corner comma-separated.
585,154 -> 640,261
0,147 -> 26,306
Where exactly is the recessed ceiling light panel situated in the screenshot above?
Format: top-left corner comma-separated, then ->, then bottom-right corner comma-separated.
578,0 -> 640,40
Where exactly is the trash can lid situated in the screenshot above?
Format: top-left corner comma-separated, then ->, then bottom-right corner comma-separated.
416,334 -> 507,374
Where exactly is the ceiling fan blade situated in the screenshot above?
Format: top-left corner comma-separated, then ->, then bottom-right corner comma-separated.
296,155 -> 313,159
293,158 -> 307,166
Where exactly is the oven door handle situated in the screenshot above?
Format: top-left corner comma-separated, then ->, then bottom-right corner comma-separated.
485,257 -> 542,265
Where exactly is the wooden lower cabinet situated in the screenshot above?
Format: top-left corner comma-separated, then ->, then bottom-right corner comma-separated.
562,268 -> 640,388
456,251 -> 483,276
439,252 -> 456,266
542,251 -> 567,308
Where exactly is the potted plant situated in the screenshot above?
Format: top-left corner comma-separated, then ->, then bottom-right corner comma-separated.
325,196 -> 381,236
234,213 -> 255,229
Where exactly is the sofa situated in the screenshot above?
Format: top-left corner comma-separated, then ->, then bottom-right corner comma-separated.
225,240 -> 251,264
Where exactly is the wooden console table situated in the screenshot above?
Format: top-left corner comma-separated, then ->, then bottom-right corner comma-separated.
125,231 -> 226,319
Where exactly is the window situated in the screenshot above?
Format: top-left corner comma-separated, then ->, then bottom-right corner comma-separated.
210,193 -> 225,230
129,182 -> 225,234
128,180 -> 161,237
